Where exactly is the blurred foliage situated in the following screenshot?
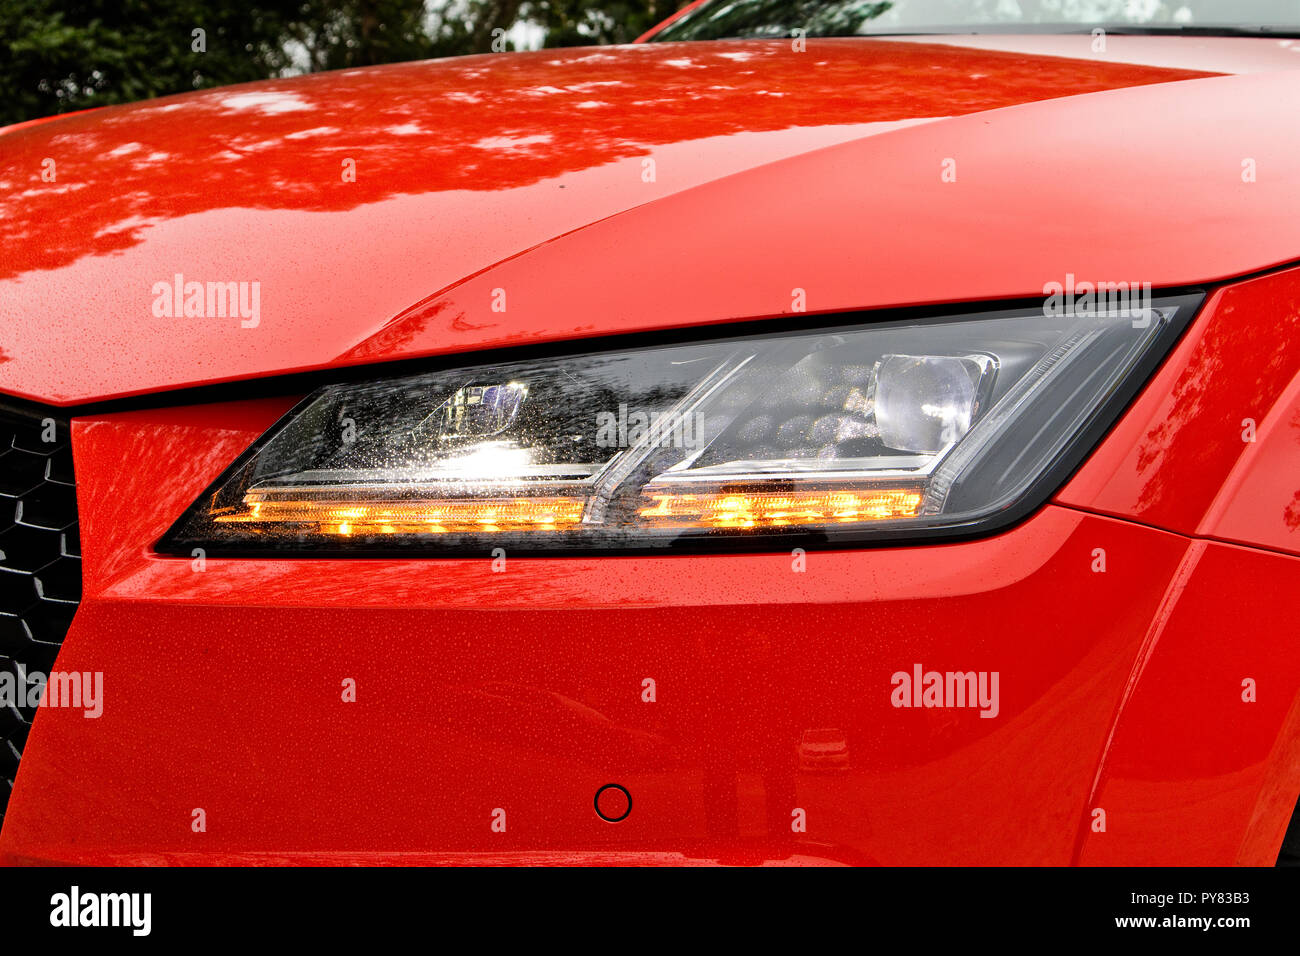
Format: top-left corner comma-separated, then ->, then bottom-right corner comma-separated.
0,0 -> 687,126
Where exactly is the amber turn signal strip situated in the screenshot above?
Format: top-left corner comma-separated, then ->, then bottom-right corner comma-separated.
213,496 -> 587,534
210,486 -> 924,536
638,488 -> 925,528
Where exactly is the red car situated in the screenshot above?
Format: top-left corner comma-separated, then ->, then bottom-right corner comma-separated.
2,0 -> 1300,867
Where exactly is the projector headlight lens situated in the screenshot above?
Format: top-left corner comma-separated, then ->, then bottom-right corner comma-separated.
160,296 -> 1199,554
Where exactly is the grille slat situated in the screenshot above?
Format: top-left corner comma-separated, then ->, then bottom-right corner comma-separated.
0,403 -> 81,825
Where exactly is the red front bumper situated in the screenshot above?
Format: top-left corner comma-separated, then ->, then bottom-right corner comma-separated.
3,270 -> 1300,866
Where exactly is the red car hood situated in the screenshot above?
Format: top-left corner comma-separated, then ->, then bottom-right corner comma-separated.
2,36 -> 1299,404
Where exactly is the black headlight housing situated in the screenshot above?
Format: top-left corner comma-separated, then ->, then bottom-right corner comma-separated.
159,294 -> 1201,556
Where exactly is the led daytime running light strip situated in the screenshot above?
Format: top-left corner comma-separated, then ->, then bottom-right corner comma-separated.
214,496 -> 586,534
638,487 -> 924,528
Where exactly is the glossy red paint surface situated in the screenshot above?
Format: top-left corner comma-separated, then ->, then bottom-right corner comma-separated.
2,362 -> 1299,864
3,36 -> 1300,866
1077,540 -> 1300,865
375,70 -> 1300,373
0,36 -> 1264,405
0,397 -> 1190,863
1058,268 -> 1300,556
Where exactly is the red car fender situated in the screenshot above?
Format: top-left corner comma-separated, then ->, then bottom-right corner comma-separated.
1058,267 -> 1300,555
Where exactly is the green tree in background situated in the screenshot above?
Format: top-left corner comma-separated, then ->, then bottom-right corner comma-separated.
523,0 -> 673,47
0,0 -> 688,126
2,1 -> 301,125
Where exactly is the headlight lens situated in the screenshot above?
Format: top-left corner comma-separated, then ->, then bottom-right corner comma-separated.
160,296 -> 1199,554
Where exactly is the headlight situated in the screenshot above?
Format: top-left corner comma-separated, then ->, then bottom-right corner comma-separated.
159,295 -> 1200,555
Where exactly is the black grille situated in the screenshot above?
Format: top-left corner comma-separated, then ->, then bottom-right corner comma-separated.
0,402 -> 81,824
